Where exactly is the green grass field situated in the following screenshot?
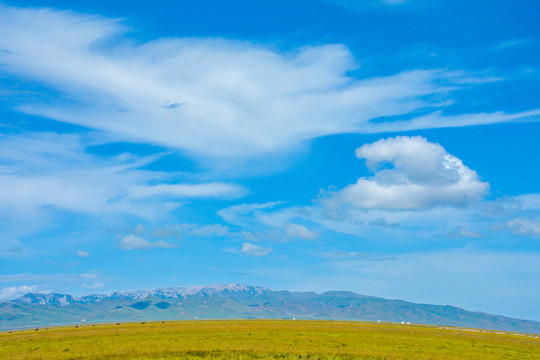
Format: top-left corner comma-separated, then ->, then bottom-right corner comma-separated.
1,320 -> 538,359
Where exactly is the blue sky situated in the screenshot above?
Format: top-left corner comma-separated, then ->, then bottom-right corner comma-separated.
0,0 -> 539,321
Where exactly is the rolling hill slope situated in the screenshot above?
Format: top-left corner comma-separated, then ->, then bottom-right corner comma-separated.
1,284 -> 538,333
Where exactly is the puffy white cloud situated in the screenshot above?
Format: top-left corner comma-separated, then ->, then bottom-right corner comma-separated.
2,5 -> 537,162
0,285 -> 37,299
239,242 -> 273,256
333,136 -> 489,209
118,235 -> 177,250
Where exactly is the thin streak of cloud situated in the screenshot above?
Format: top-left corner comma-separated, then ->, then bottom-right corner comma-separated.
76,250 -> 91,257
239,242 -> 273,257
0,133 -> 246,219
117,235 -> 178,250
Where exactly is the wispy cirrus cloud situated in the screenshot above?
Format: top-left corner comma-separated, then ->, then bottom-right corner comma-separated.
151,224 -> 230,239
507,218 -> 540,237
0,132 -> 246,219
1,5 -> 538,165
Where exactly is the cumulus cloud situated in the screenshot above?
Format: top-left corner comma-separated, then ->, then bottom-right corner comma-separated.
118,235 -> 177,250
0,285 -> 37,299
239,242 -> 273,256
1,5 -> 537,162
217,140 -> 494,242
331,136 -> 489,209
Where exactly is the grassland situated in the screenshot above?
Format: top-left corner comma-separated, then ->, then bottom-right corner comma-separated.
1,320 -> 538,359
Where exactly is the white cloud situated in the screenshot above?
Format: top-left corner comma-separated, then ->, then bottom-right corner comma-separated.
218,202 -> 285,227
491,38 -> 531,51
128,183 -> 246,200
285,224 -> 319,240
118,235 -> 177,250
77,250 -> 91,257
1,5 -> 537,163
239,242 -> 273,256
331,136 -> 489,209
133,224 -> 146,235
80,274 -> 104,289
152,224 -> 230,239
317,251 -> 365,258
82,282 -> 104,289
81,273 -> 98,280
450,229 -> 484,239
364,110 -> 540,134
0,285 -> 37,299
219,203 -> 322,241
507,218 -> 540,237
0,133 -> 246,219
504,193 -> 540,211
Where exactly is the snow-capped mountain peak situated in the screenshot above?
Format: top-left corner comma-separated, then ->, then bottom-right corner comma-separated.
15,284 -> 270,305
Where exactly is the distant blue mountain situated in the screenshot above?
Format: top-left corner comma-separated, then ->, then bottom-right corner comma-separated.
1,284 -> 538,334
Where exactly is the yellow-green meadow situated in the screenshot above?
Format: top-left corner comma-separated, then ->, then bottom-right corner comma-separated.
1,320 -> 538,359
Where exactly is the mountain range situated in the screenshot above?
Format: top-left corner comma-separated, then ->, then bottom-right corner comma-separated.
1,284 -> 539,334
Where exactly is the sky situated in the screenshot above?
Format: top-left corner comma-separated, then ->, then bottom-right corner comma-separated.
0,0 -> 539,321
